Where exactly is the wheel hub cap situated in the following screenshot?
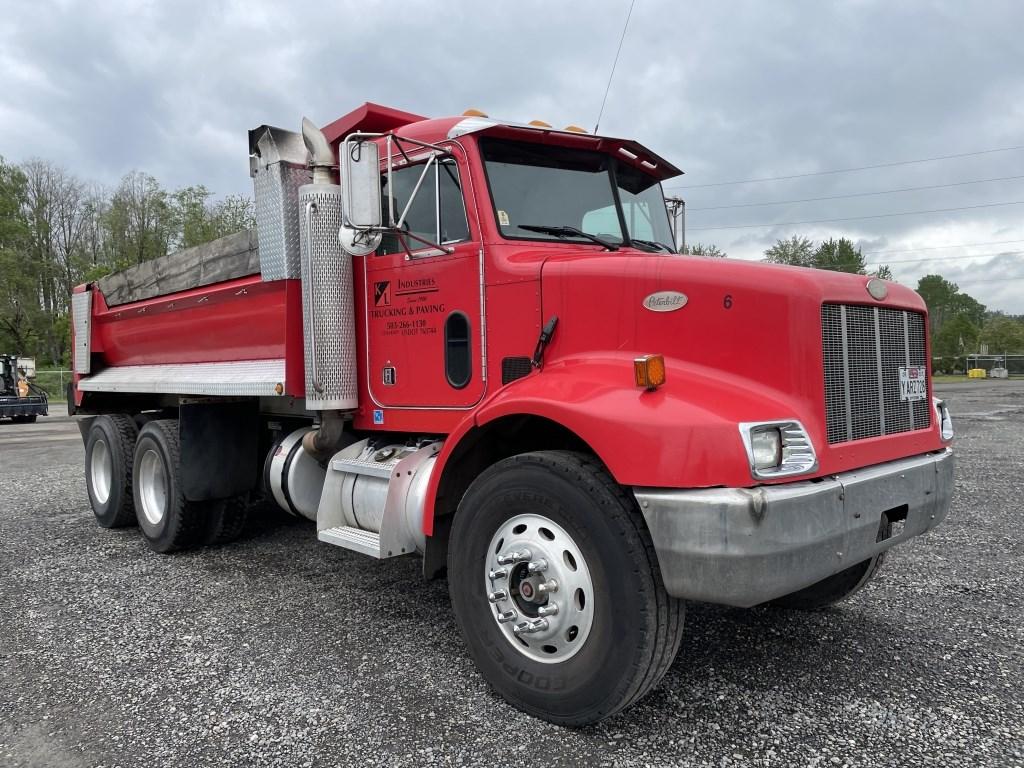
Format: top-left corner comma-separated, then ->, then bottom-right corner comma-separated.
90,438 -> 113,505
485,514 -> 594,663
137,448 -> 168,526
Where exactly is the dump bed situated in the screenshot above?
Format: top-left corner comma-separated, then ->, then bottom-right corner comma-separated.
73,230 -> 305,401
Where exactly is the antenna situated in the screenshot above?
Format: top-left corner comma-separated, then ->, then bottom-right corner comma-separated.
594,0 -> 636,134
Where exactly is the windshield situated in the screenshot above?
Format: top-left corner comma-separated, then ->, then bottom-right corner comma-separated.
480,137 -> 675,250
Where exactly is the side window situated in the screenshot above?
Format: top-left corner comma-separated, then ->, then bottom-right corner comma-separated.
378,159 -> 470,255
581,204 -> 620,238
582,201 -> 655,240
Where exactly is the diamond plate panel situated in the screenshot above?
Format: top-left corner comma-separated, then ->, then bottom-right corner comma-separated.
253,162 -> 310,281
822,304 -> 930,444
298,184 -> 358,410
72,291 -> 93,374
77,359 -> 286,396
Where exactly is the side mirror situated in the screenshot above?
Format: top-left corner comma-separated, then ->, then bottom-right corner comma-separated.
341,136 -> 382,229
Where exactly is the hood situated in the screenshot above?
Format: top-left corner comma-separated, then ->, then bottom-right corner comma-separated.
536,253 -> 937,481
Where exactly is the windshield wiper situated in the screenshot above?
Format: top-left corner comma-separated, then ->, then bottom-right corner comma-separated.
630,237 -> 676,254
518,224 -> 619,251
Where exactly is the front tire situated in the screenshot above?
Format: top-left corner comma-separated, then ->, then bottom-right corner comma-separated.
448,451 -> 684,726
85,414 -> 138,528
133,419 -> 205,553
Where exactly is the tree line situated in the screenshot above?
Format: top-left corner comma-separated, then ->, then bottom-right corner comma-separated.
0,156 -> 253,366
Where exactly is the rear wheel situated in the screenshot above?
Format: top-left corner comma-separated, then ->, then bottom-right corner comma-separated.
201,494 -> 251,546
85,414 -> 138,528
133,419 -> 205,553
448,451 -> 684,726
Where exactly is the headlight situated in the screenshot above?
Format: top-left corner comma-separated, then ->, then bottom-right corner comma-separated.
933,398 -> 954,441
739,421 -> 818,479
749,427 -> 782,469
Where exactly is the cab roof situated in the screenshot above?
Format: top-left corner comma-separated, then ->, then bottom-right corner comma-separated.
321,102 -> 683,182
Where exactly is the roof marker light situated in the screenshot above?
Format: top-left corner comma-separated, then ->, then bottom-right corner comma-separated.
463,108 -> 489,117
564,125 -> 588,133
528,120 -> 552,128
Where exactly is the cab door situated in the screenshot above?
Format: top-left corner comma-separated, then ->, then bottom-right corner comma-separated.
363,145 -> 485,408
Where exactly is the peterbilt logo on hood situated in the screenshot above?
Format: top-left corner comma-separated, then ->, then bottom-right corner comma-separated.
642,291 -> 688,312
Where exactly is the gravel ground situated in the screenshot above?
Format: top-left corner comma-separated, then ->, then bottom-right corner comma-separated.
1,382 -> 1022,767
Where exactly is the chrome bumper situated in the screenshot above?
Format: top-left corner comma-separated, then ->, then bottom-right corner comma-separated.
634,449 -> 954,607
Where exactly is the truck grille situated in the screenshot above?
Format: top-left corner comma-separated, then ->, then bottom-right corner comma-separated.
822,304 -> 931,444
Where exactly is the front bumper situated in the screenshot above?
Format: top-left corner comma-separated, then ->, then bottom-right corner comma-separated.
634,448 -> 954,607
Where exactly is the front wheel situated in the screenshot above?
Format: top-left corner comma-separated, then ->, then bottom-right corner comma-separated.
448,451 -> 684,726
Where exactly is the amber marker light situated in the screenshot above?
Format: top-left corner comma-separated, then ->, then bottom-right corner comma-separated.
463,108 -> 489,117
634,354 -> 666,390
564,125 -> 588,133
528,119 -> 552,128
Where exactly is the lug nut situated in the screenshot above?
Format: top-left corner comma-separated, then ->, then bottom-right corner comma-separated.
526,559 -> 548,574
513,618 -> 549,636
497,610 -> 517,623
488,568 -> 508,581
488,590 -> 508,603
496,549 -> 533,566
537,579 -> 558,594
537,604 -> 558,617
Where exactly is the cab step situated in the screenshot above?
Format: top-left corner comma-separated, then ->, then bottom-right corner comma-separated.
317,525 -> 386,558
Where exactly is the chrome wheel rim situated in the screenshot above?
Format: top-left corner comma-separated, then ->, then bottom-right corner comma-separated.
90,438 -> 112,505
484,513 -> 594,664
137,448 -> 167,526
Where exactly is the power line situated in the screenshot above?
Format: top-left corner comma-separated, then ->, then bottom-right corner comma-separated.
685,175 -> 1024,211
669,145 -> 1024,190
862,239 -> 1024,256
865,250 -> 1024,267
688,200 -> 1024,232
593,0 -> 635,135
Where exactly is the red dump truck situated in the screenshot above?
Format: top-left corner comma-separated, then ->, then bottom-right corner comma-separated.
70,103 -> 954,725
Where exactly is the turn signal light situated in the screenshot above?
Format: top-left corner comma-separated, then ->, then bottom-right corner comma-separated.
463,108 -> 489,117
634,354 -> 666,390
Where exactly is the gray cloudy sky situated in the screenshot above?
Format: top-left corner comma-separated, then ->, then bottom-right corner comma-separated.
3,0 -> 1023,311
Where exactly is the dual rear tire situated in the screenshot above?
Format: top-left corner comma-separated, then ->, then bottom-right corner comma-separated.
85,415 -> 250,552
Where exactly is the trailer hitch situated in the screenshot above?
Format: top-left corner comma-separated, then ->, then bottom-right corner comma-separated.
532,316 -> 559,369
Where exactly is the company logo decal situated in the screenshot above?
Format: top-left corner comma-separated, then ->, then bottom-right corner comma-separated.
642,291 -> 688,312
374,281 -> 391,307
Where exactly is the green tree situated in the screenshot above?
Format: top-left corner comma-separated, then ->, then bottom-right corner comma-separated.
981,315 -> 1024,354
812,237 -> 867,273
765,235 -> 891,278
0,158 -> 39,353
916,274 -> 986,335
933,313 -> 980,364
680,242 -> 726,257
105,171 -> 173,265
764,235 -> 814,267
873,264 -> 894,281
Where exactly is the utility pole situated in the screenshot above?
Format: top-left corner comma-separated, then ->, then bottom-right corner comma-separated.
664,196 -> 686,252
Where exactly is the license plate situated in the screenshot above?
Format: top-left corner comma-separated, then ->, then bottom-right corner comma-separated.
899,366 -> 927,402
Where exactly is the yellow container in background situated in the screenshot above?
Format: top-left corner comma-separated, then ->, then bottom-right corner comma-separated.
968,368 -> 987,378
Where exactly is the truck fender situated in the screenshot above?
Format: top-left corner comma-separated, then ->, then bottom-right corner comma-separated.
422,352 -> 809,537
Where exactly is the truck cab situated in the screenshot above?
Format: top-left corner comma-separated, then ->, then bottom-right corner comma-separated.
70,103 -> 954,726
